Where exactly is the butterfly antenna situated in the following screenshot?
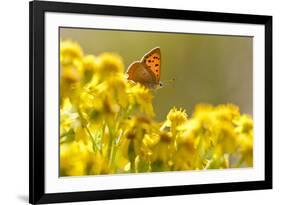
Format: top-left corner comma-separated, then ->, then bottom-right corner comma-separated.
163,78 -> 175,85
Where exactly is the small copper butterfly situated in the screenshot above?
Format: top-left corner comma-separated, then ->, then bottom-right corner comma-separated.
126,47 -> 164,90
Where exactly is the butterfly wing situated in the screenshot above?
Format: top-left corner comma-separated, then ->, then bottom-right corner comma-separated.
126,62 -> 157,88
141,47 -> 161,83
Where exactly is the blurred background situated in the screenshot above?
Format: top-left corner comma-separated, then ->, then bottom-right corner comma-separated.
60,28 -> 253,120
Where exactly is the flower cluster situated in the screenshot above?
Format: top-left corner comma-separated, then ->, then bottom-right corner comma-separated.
60,40 -> 253,176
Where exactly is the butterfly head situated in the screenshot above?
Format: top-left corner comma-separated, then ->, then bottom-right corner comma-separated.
156,81 -> 164,89
156,78 -> 175,89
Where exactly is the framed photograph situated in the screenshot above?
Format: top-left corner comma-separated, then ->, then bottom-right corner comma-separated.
29,0 -> 272,204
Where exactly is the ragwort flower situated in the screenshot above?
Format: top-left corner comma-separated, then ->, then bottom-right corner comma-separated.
127,83 -> 154,116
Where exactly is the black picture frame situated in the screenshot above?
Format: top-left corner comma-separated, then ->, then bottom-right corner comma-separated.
29,0 -> 272,204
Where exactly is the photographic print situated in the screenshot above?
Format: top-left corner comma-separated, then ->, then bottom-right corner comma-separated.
59,28 -> 253,176
30,1 -> 272,203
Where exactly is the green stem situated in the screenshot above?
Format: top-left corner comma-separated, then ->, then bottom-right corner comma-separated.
107,126 -> 116,169
85,126 -> 99,152
77,109 -> 99,152
109,139 -> 116,169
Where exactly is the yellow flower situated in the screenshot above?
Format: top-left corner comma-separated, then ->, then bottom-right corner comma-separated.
101,75 -> 128,108
191,104 -> 227,145
181,118 -> 201,138
142,133 -> 159,148
82,55 -> 98,83
60,40 -> 83,65
94,53 -> 124,82
61,59 -> 84,83
85,76 -> 128,129
83,55 -> 98,72
192,104 -> 216,129
124,115 -> 153,142
119,116 -> 158,171
174,133 -> 197,170
213,122 -> 237,154
237,133 -> 253,166
234,114 -> 253,134
127,83 -> 154,116
88,152 -> 111,175
60,140 -> 111,176
149,132 -> 174,171
166,107 -> 188,129
234,114 -> 253,166
60,40 -> 92,104
60,141 -> 91,176
187,104 -> 241,168
215,104 -> 240,122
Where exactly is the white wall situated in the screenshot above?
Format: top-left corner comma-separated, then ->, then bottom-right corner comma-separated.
0,0 -> 279,204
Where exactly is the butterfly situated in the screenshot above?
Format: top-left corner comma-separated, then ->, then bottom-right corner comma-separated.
126,47 -> 164,90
